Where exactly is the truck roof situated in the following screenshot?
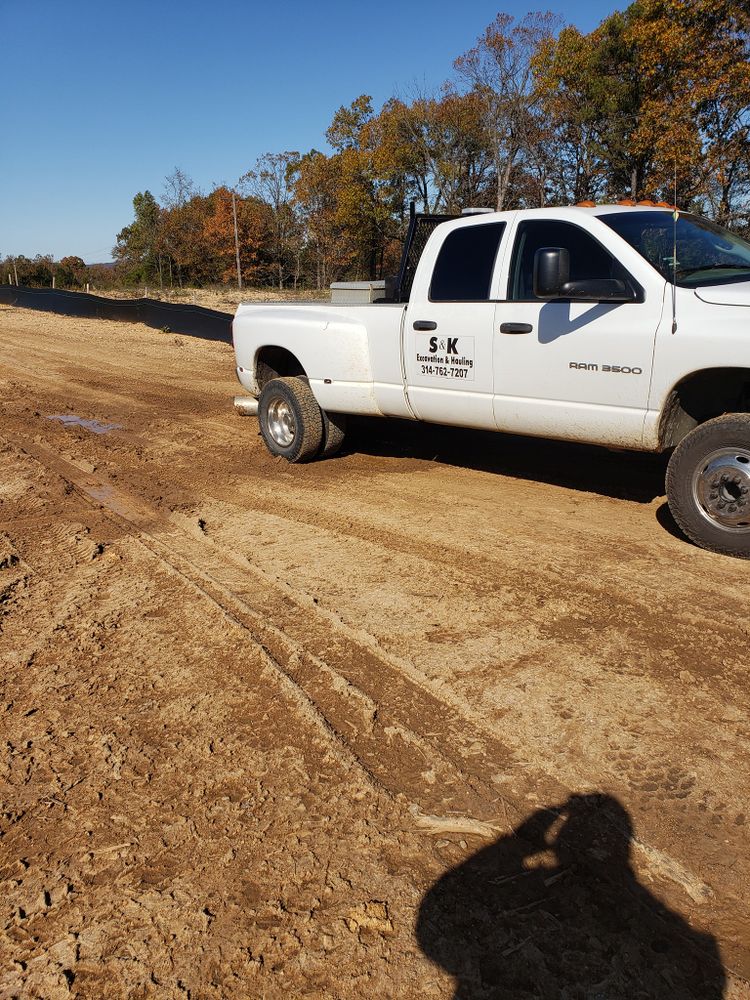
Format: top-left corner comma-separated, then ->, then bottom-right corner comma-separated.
431,204 -> 681,241
563,202 -> 677,215
449,203 -> 677,223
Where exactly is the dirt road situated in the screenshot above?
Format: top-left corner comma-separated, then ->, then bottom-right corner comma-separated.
1,303 -> 748,999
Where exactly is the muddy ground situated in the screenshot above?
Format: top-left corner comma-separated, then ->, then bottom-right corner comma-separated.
0,303 -> 748,999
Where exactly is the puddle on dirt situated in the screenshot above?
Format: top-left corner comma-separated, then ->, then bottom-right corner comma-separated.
47,414 -> 122,435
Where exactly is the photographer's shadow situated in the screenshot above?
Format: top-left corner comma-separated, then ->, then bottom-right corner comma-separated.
417,794 -> 725,999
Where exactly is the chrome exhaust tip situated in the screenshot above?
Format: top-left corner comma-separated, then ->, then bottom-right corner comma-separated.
233,395 -> 259,417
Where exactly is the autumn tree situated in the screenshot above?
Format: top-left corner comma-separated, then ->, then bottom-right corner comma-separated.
56,255 -> 88,288
371,92 -> 494,214
162,167 -> 195,211
294,150 -> 356,288
200,186 -> 273,286
3,255 -> 55,286
292,97 -> 400,284
241,152 -> 303,288
534,15 -> 644,204
159,169 -> 200,287
326,95 -> 402,278
87,263 -> 117,290
626,0 -> 750,217
454,11 -> 561,210
160,194 -> 212,286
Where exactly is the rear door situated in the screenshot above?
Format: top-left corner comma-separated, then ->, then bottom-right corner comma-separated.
404,220 -> 508,430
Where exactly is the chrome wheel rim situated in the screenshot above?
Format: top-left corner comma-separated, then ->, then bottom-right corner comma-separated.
692,448 -> 750,531
266,396 -> 296,447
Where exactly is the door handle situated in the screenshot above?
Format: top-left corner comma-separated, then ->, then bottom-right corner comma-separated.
413,320 -> 437,331
499,322 -> 533,334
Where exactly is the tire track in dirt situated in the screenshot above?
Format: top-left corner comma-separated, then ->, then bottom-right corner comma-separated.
0,480 -> 440,1000
7,429 -> 748,983
198,485 -> 750,693
4,431 -> 547,817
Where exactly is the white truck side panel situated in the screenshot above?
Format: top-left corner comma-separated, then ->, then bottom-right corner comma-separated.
309,379 -> 381,415
233,301 -> 413,418
233,304 -> 373,389
649,287 -> 750,412
402,213 -> 512,430
489,210 -> 668,449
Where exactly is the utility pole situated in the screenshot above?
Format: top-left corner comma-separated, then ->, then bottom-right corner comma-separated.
232,191 -> 242,290
12,259 -> 18,285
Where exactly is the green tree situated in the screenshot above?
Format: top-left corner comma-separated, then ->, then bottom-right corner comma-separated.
113,191 -> 162,285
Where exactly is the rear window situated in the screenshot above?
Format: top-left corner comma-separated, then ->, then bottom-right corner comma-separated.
429,223 -> 505,301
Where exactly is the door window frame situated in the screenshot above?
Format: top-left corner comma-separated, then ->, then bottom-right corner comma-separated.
506,219 -> 644,303
427,222 -> 507,304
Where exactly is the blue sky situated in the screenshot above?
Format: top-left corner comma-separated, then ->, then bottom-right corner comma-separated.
1,0 -> 618,263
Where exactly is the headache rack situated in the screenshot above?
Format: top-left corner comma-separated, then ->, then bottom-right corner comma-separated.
392,203 -> 457,303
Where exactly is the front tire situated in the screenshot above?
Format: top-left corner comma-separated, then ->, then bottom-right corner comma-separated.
666,413 -> 750,558
258,377 -> 323,463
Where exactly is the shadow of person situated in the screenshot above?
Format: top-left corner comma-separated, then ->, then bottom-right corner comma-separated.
416,794 -> 725,999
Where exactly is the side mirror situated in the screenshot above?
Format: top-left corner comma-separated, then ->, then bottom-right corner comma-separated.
534,247 -> 570,298
533,246 -> 637,302
560,278 -> 636,302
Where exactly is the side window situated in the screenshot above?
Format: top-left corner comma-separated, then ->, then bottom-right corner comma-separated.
509,221 -> 628,300
429,222 -> 505,301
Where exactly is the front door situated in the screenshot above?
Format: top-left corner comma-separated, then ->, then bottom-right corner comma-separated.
493,218 -> 664,448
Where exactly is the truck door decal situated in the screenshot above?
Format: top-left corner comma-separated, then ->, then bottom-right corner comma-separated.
416,334 -> 475,381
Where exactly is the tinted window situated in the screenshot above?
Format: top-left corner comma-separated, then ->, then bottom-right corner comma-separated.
509,220 -> 627,300
430,222 -> 505,301
600,210 -> 750,287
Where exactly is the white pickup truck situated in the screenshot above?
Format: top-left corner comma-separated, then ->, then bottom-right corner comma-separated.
232,204 -> 750,558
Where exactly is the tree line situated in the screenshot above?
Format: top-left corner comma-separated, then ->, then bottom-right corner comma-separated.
4,0 -> 748,292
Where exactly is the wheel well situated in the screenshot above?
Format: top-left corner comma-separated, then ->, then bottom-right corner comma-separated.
255,346 -> 306,390
659,368 -> 750,449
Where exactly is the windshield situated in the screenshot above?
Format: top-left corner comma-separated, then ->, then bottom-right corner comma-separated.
598,210 -> 750,287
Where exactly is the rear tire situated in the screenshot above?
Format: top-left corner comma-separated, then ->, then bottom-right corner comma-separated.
320,411 -> 347,458
258,377 -> 323,463
666,413 -> 750,558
